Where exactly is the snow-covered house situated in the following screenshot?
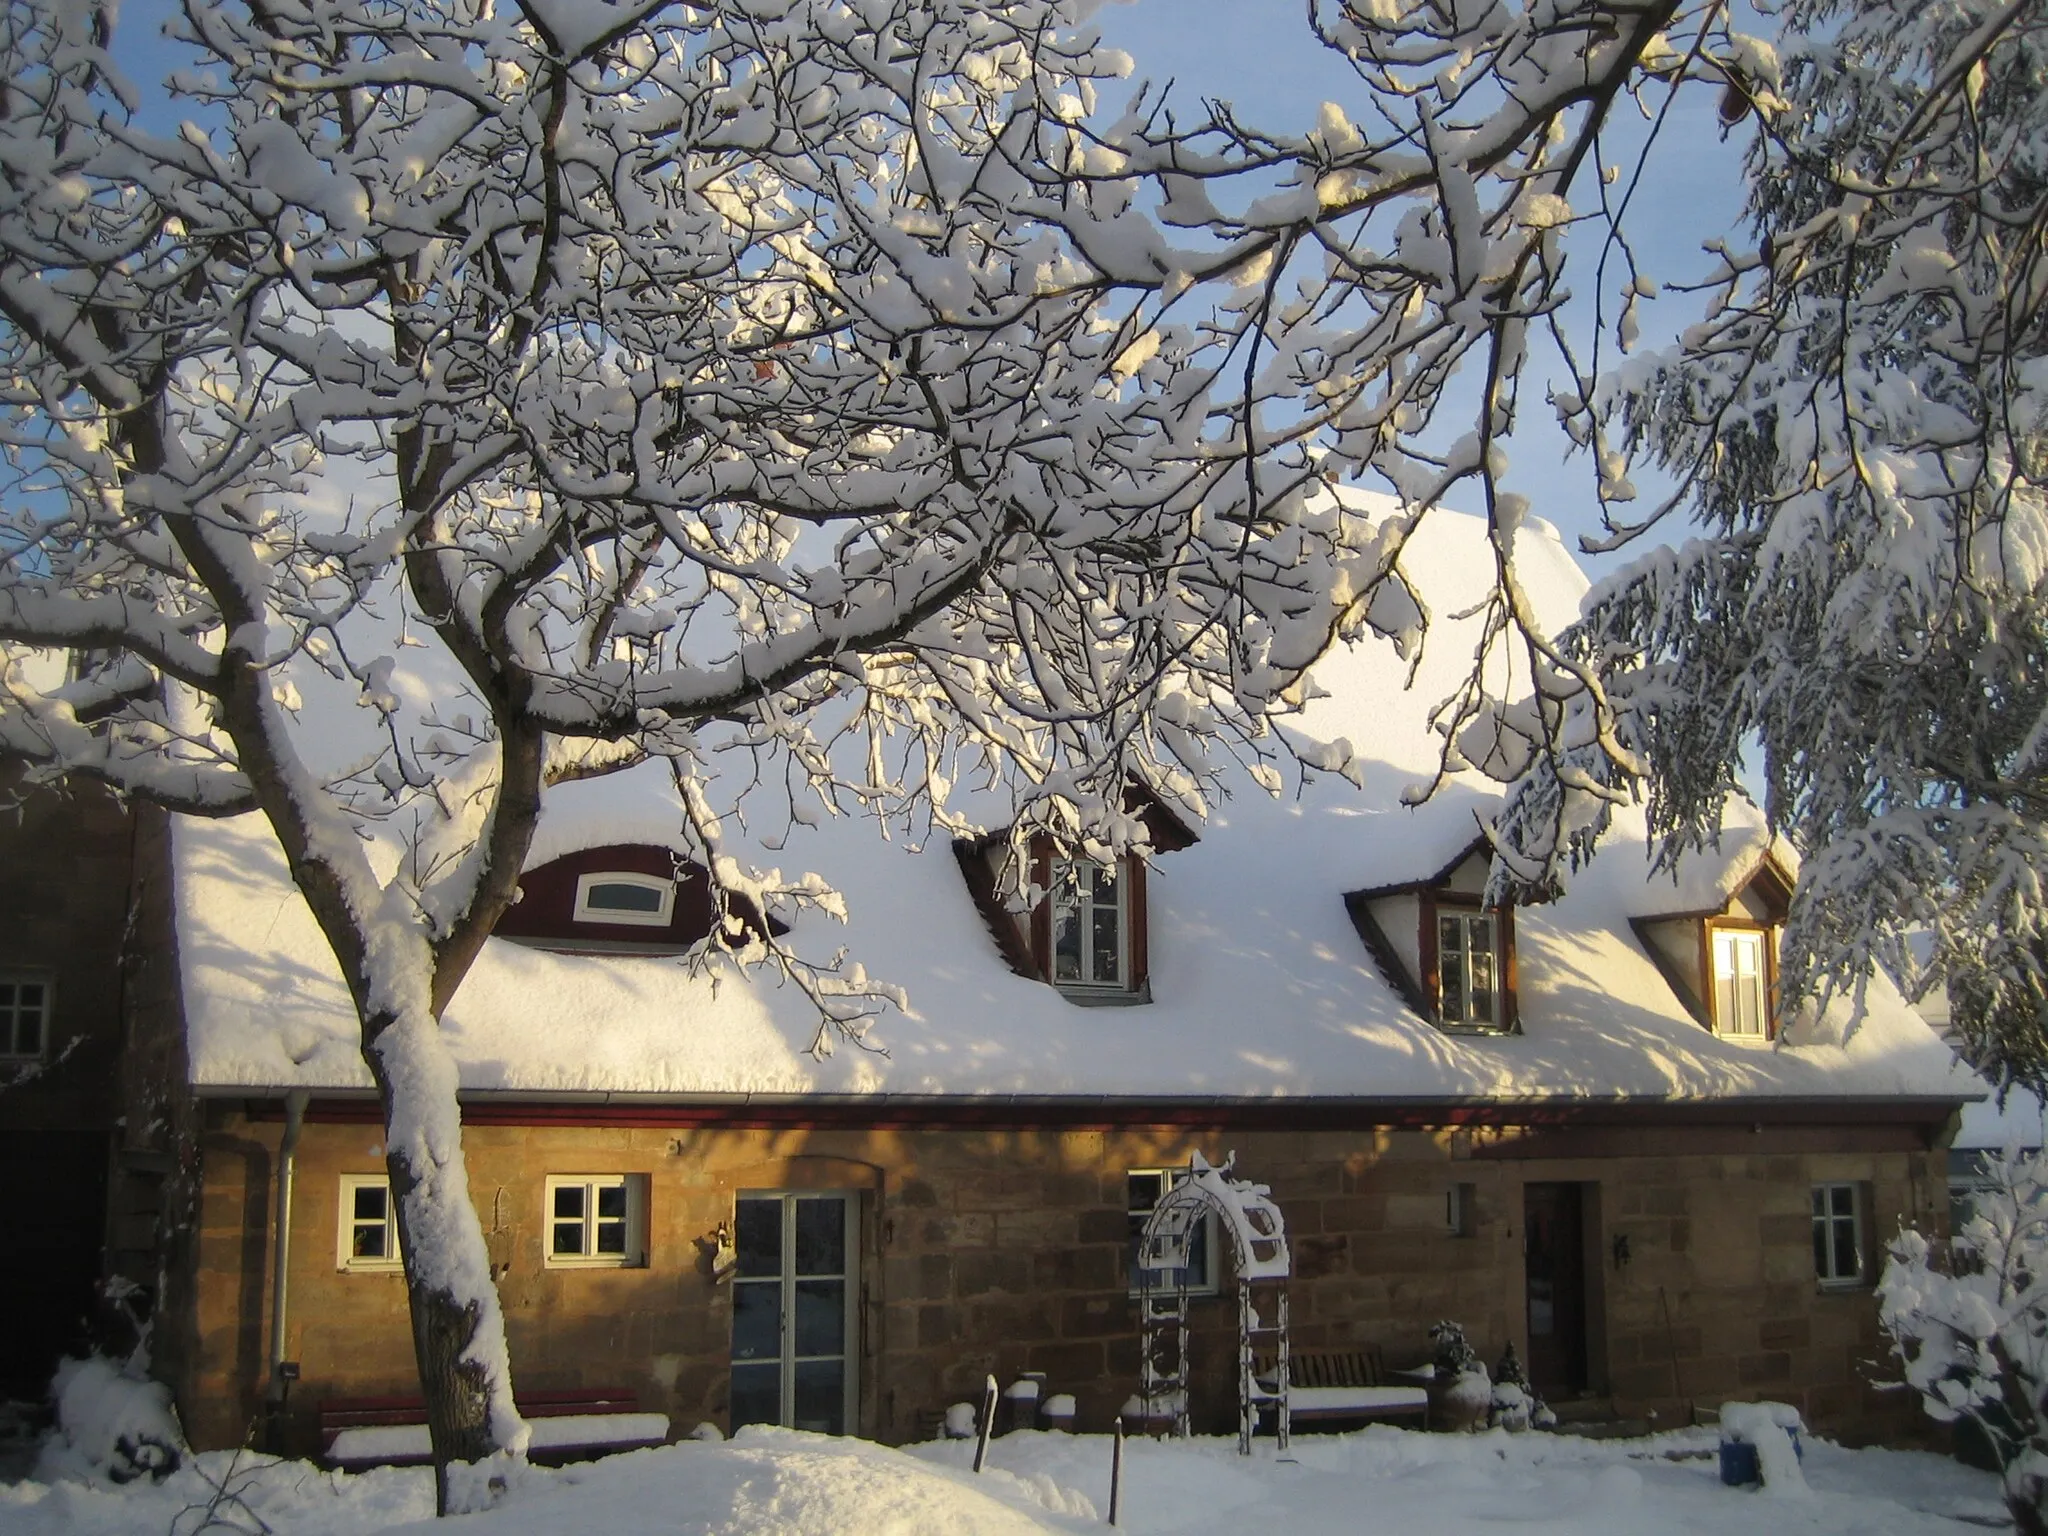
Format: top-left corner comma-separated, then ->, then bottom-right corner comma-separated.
103,510 -> 1967,1453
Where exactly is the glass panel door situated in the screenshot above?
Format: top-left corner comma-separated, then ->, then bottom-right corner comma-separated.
729,1192 -> 855,1435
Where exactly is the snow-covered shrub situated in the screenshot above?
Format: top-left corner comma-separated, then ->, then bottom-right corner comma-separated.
1428,1322 -> 1493,1433
43,1355 -> 185,1484
1490,1343 -> 1551,1432
1878,1148 -> 2048,1535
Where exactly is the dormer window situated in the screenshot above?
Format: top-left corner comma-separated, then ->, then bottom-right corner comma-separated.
1710,926 -> 1770,1038
949,787 -> 1198,1007
1344,837 -> 1519,1036
1629,850 -> 1790,1042
495,844 -> 782,955
573,872 -> 675,928
1051,861 -> 1128,990
1437,908 -> 1502,1028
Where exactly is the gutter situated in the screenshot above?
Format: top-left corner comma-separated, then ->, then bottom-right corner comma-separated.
216,1087 -> 1975,1137
264,1089 -> 310,1417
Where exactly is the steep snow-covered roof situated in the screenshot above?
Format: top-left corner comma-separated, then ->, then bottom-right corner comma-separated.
177,508 -> 1967,1106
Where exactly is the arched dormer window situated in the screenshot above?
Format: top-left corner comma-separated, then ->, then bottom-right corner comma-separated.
495,844 -> 781,956
573,872 -> 675,928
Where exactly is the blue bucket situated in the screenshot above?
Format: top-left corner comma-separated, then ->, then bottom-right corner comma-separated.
1719,1427 -> 1802,1486
1718,1441 -> 1760,1486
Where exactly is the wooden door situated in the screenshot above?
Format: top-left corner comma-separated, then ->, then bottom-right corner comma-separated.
1523,1182 -> 1588,1399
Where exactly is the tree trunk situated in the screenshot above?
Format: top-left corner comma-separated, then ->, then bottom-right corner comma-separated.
367,1007 -> 527,1514
387,1150 -> 495,1510
2010,1465 -> 2048,1536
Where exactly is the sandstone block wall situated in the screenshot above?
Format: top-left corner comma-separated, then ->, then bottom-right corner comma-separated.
183,1110 -> 1943,1453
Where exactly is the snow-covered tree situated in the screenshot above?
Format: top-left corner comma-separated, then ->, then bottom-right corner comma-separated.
1476,0 -> 2048,1091
0,0 -> 1389,1504
1880,1149 -> 2048,1536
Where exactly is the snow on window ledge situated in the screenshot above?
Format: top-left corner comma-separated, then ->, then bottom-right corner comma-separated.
1056,980 -> 1153,1008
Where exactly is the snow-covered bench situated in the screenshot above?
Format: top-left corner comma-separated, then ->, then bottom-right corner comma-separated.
1258,1349 -> 1431,1430
319,1387 -> 668,1470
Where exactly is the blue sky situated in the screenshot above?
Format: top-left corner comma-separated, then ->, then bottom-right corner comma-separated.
100,0 -> 1754,576
1090,0 -> 1754,574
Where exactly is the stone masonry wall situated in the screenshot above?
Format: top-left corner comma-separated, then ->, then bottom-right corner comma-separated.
184,1109 -> 1944,1454
0,774 -> 135,1396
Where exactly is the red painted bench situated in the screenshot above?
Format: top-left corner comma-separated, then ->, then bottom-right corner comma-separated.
318,1387 -> 668,1470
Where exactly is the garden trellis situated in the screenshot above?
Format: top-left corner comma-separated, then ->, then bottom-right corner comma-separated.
1135,1152 -> 1292,1454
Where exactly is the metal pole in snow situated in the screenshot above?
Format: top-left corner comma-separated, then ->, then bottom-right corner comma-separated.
972,1375 -> 997,1473
1109,1414 -> 1125,1526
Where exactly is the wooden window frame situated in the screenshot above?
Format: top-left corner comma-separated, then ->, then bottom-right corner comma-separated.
1028,846 -> 1149,999
1418,893 -> 1516,1033
543,1173 -> 649,1269
0,971 -> 51,1060
336,1174 -> 403,1273
1703,918 -> 1778,1041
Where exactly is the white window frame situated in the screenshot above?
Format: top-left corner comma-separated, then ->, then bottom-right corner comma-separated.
1812,1181 -> 1865,1287
1437,908 -> 1502,1029
1127,1168 -> 1221,1297
0,972 -> 50,1060
1051,859 -> 1129,991
544,1174 -> 648,1268
572,872 -> 675,928
728,1190 -> 860,1436
1711,925 -> 1771,1039
337,1174 -> 403,1273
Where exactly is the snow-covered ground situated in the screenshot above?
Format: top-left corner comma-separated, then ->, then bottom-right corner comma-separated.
0,1424 -> 2007,1536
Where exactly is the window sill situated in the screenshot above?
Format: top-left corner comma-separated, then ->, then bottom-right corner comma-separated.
1057,982 -> 1153,1008
544,1257 -> 648,1272
1814,1278 -> 1869,1294
1432,1020 -> 1515,1037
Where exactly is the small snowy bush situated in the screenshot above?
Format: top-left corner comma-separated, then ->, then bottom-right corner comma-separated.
45,1355 -> 185,1484
1489,1343 -> 1552,1432
1879,1148 -> 2048,1536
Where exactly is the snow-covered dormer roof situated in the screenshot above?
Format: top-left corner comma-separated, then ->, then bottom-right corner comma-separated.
175,508 -> 1969,1111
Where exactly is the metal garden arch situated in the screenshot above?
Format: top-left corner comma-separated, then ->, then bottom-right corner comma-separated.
1135,1152 -> 1293,1453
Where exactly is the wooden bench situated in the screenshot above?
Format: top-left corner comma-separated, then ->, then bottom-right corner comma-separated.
1257,1347 -> 1431,1431
319,1387 -> 669,1470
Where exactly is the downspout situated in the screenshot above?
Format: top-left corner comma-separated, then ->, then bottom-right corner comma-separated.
264,1090 -> 310,1435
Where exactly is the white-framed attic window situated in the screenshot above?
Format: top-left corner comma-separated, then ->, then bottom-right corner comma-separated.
1710,926 -> 1771,1039
1051,860 -> 1128,991
1437,908 -> 1503,1029
337,1174 -> 403,1273
545,1174 -> 648,1268
572,872 -> 675,928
